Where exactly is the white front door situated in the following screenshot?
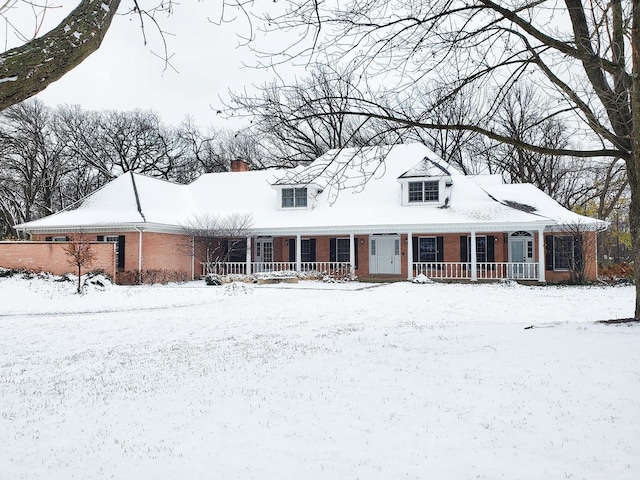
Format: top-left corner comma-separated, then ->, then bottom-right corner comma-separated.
509,233 -> 534,278
255,238 -> 273,271
370,235 -> 401,275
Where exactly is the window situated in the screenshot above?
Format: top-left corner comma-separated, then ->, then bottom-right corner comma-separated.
553,236 -> 574,270
418,237 -> 437,262
475,236 -> 487,263
336,238 -> 350,262
282,187 -> 307,208
408,181 -> 439,202
53,236 -> 68,242
460,235 -> 494,263
103,236 -> 120,255
464,236 -> 487,262
300,239 -> 311,262
98,234 -> 125,270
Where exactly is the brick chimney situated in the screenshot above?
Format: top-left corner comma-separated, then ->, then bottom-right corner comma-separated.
230,159 -> 250,172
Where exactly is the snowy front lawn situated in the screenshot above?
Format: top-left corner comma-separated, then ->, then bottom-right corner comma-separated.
0,276 -> 638,479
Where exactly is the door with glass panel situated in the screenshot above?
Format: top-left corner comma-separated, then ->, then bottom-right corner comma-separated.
509,232 -> 534,278
369,235 -> 401,274
254,238 -> 273,271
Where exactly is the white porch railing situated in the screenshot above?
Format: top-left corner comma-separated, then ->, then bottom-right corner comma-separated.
201,261 -> 352,278
414,262 -> 539,280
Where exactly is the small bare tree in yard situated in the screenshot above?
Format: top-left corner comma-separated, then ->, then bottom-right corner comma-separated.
181,213 -> 253,276
63,233 -> 96,294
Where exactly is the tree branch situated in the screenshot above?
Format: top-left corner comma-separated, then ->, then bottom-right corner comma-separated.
0,0 -> 121,111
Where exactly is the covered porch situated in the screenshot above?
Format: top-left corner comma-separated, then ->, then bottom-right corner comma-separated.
200,227 -> 549,282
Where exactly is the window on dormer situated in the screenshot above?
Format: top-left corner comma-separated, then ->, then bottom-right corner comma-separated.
282,187 -> 308,208
408,181 -> 439,202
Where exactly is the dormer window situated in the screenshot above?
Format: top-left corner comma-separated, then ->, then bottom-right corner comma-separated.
408,181 -> 439,202
282,187 -> 308,208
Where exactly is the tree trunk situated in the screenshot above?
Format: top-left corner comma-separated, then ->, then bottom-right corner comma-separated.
0,0 -> 121,111
631,0 -> 640,319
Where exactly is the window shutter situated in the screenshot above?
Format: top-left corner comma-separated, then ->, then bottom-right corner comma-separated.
436,236 -> 444,263
459,236 -> 468,262
288,238 -> 296,263
45,236 -> 52,242
97,235 -> 104,242
329,238 -> 336,262
487,236 -> 495,262
412,237 -> 419,262
354,238 -> 359,270
545,235 -> 553,271
117,235 -> 126,270
309,239 -> 317,263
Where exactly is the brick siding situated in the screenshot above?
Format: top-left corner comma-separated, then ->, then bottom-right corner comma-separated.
0,241 -> 116,279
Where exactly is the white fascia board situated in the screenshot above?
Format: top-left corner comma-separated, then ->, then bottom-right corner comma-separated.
254,220 -> 554,237
20,222 -> 187,235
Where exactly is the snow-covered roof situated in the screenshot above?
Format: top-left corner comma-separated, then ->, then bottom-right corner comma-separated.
15,144 -> 605,235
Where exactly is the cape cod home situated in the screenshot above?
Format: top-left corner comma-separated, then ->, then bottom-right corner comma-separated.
7,143 -> 606,283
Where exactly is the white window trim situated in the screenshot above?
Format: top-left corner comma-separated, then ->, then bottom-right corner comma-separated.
278,186 -> 311,209
553,235 -> 574,271
336,237 -> 350,263
400,177 -> 449,206
418,236 -> 437,262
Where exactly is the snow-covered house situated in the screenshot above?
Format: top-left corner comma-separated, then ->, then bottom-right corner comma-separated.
11,144 -> 606,283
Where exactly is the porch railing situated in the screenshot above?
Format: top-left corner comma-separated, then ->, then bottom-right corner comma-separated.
201,261 -> 538,281
414,262 -> 539,280
201,261 -> 352,278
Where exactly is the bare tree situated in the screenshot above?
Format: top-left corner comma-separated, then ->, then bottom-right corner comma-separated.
63,233 -> 97,294
0,1 -> 120,110
181,213 -> 253,275
229,66 -> 383,165
0,99 -> 68,235
240,0 -> 640,318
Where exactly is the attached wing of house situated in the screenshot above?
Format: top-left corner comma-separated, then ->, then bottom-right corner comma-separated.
10,143 -> 606,283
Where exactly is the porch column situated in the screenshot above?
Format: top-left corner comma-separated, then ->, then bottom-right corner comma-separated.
537,227 -> 546,282
296,234 -> 302,272
470,230 -> 477,281
349,233 -> 355,279
407,232 -> 414,280
246,237 -> 252,275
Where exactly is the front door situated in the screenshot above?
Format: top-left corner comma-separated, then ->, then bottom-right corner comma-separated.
370,235 -> 401,275
509,232 -> 534,278
255,238 -> 273,271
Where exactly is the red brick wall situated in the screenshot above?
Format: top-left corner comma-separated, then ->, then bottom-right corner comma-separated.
141,232 -> 193,275
0,241 -> 116,279
30,231 -> 194,281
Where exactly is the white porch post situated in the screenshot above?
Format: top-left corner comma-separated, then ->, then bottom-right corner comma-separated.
407,232 -> 413,280
470,230 -> 477,281
296,234 -> 302,272
246,237 -> 252,275
537,227 -> 546,282
349,233 -> 355,279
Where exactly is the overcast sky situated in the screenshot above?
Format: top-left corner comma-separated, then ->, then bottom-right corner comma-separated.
9,3 -> 295,129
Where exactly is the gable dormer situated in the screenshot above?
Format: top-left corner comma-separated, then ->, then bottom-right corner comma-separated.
397,156 -> 452,206
272,183 -> 323,210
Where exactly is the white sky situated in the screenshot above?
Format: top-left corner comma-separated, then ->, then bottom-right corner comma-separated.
8,2 -> 297,129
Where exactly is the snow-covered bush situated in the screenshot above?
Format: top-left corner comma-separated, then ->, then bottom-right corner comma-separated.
412,274 -> 433,284
0,267 -> 16,277
83,272 -> 113,290
205,273 -> 223,286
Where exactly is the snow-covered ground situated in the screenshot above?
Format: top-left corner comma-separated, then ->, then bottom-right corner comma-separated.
0,274 -> 638,479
